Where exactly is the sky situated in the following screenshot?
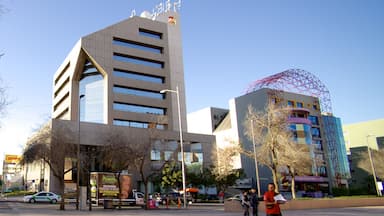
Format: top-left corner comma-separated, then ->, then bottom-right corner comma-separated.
0,0 -> 383,171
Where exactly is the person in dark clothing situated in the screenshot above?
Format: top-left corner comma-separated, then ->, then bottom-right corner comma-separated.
241,191 -> 250,216
249,188 -> 259,216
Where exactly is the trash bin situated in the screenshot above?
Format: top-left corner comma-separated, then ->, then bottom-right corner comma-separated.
104,200 -> 114,209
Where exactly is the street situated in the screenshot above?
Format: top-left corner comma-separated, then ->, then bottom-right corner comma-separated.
0,201 -> 383,216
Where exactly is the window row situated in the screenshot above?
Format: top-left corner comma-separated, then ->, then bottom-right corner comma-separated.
113,119 -> 165,130
139,28 -> 162,40
151,151 -> 203,164
113,69 -> 164,83
113,102 -> 165,115
287,100 -> 319,111
113,53 -> 164,69
113,85 -> 164,99
113,38 -> 162,54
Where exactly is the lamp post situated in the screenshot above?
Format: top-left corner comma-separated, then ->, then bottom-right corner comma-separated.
77,94 -> 85,210
160,85 -> 186,208
366,134 -> 382,196
250,119 -> 261,197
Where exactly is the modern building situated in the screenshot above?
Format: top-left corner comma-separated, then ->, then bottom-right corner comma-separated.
322,115 -> 350,188
2,154 -> 23,192
343,119 -> 384,153
188,69 -> 350,196
24,10 -> 215,194
343,119 -> 384,193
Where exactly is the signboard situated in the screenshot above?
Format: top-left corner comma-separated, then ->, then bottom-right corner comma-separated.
4,155 -> 21,164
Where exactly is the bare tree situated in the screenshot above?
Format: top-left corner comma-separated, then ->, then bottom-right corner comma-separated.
212,144 -> 244,193
243,103 -> 313,196
278,140 -> 312,199
22,122 -> 76,210
101,116 -> 169,209
101,131 -> 133,208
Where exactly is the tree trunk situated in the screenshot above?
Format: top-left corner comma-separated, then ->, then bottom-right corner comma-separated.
144,181 -> 149,210
289,167 -> 296,199
116,172 -> 122,209
58,178 -> 65,210
291,176 -> 296,199
272,167 -> 279,193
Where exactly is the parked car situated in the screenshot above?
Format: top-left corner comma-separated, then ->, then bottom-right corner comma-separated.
226,194 -> 241,201
23,192 -> 61,204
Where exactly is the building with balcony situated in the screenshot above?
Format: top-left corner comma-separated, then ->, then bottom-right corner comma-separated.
188,69 -> 350,196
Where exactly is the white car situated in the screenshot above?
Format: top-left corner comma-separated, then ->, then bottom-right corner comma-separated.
23,191 -> 61,204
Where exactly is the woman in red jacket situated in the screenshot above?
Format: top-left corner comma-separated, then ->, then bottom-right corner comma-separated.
263,183 -> 283,216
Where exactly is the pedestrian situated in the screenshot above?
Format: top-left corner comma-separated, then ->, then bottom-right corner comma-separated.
218,191 -> 225,203
241,191 -> 250,216
263,183 -> 283,216
249,188 -> 259,216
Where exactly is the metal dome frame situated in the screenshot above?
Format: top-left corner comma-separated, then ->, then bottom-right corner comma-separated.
245,69 -> 332,113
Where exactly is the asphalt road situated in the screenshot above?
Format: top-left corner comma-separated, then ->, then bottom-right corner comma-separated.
0,201 -> 383,216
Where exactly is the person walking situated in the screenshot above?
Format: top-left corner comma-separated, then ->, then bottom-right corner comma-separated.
249,188 -> 259,216
263,183 -> 283,216
241,191 -> 250,216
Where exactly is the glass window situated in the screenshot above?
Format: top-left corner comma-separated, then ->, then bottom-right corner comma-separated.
79,60 -> 105,123
311,127 -> 321,138
151,150 -> 161,161
113,102 -> 165,115
296,102 -> 303,108
113,38 -> 162,54
164,151 -> 174,161
313,104 -> 318,110
113,86 -> 164,99
113,119 -> 165,130
113,54 -> 164,69
287,100 -> 294,107
308,115 -> 319,125
190,143 -> 202,153
139,28 -> 162,39
113,69 -> 164,83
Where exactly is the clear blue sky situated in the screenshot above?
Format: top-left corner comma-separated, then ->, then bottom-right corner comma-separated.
0,0 -> 383,168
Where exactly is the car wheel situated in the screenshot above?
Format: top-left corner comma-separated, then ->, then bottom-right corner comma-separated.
30,199 -> 36,203
51,199 -> 57,204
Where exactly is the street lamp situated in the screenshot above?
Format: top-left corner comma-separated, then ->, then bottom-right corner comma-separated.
160,85 -> 187,208
366,134 -> 382,196
250,119 -> 261,197
77,94 -> 85,210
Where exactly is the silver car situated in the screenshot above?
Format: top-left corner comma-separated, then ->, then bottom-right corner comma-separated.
23,192 -> 61,204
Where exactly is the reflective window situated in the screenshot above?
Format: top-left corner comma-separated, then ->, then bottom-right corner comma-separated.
139,28 -> 162,39
151,150 -> 161,161
113,119 -> 165,130
296,102 -> 303,108
313,104 -> 318,110
311,127 -> 321,138
113,53 -> 164,68
113,38 -> 162,54
113,86 -> 164,99
308,115 -> 319,125
164,151 -> 174,161
287,100 -> 294,107
113,69 -> 164,83
79,60 -> 105,123
113,102 -> 165,115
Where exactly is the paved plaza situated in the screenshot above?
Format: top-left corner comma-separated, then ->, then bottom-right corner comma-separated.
0,201 -> 383,216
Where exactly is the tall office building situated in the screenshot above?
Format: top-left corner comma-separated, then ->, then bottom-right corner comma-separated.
25,11 -> 215,193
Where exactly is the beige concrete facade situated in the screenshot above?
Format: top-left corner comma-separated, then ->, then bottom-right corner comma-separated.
52,12 -> 187,131
26,12 -> 215,193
